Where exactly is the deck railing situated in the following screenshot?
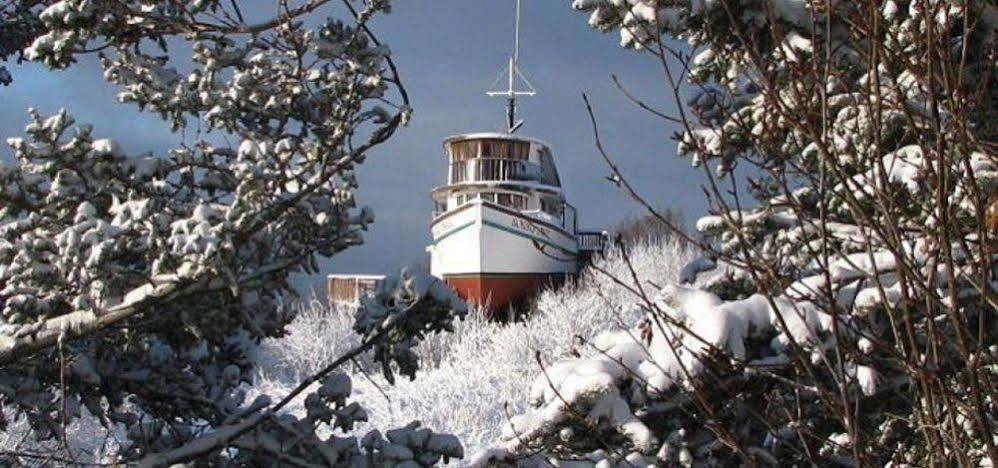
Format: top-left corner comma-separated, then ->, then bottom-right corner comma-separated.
449,158 -> 552,185
576,230 -> 608,252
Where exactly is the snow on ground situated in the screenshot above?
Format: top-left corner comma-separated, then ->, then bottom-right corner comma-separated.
250,237 -> 694,461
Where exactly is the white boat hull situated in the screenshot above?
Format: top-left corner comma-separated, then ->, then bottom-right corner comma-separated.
428,201 -> 579,313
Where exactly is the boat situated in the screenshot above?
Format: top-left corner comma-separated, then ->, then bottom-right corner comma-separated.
426,0 -> 606,315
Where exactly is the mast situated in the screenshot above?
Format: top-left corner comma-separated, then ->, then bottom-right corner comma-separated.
486,0 -> 535,134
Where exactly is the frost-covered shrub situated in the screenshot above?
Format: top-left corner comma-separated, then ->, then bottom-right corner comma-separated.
256,297 -> 367,385
0,0 -> 449,464
475,1 -> 997,466
253,238 -> 694,461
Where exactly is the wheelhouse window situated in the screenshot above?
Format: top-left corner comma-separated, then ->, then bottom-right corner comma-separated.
496,193 -> 526,209
540,197 -> 564,217
537,147 -> 561,186
448,140 -> 478,162
479,139 -> 529,160
458,191 -> 526,210
447,138 -> 541,184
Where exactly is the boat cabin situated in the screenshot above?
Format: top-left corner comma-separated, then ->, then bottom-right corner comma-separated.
431,133 -> 577,233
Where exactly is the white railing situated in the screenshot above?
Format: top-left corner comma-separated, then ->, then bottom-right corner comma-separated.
449,158 -> 555,185
576,230 -> 608,252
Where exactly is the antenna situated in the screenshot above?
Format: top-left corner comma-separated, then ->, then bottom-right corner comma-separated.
486,0 -> 536,134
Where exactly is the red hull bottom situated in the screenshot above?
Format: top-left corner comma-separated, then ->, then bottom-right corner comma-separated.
445,273 -> 570,318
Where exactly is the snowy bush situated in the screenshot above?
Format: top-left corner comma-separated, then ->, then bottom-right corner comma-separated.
252,238 -> 695,461
472,0 -> 997,466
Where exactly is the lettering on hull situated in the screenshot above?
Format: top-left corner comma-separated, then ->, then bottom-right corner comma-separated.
510,216 -> 551,239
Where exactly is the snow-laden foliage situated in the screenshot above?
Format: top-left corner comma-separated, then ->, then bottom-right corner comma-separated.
476,0 -> 997,466
252,238 -> 694,461
1,267 -> 468,465
474,283 -> 850,466
0,1 -> 41,86
0,0 -> 437,464
136,267 -> 467,466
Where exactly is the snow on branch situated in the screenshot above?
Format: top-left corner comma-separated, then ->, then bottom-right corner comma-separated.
136,267 -> 466,466
0,0 -> 417,463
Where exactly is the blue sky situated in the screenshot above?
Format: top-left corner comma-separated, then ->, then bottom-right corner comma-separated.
1,1 -> 704,292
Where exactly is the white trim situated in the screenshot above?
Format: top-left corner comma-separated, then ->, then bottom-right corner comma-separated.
442,132 -> 551,149
430,180 -> 563,196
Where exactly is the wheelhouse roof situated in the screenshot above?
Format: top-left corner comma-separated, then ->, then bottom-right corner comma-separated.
442,132 -> 551,150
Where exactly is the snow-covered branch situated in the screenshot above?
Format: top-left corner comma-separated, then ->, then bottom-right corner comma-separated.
484,1 -> 997,465
0,0 -> 423,463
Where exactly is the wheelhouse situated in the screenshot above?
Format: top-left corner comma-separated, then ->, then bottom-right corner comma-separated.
431,133 -> 576,232
443,134 -> 561,187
